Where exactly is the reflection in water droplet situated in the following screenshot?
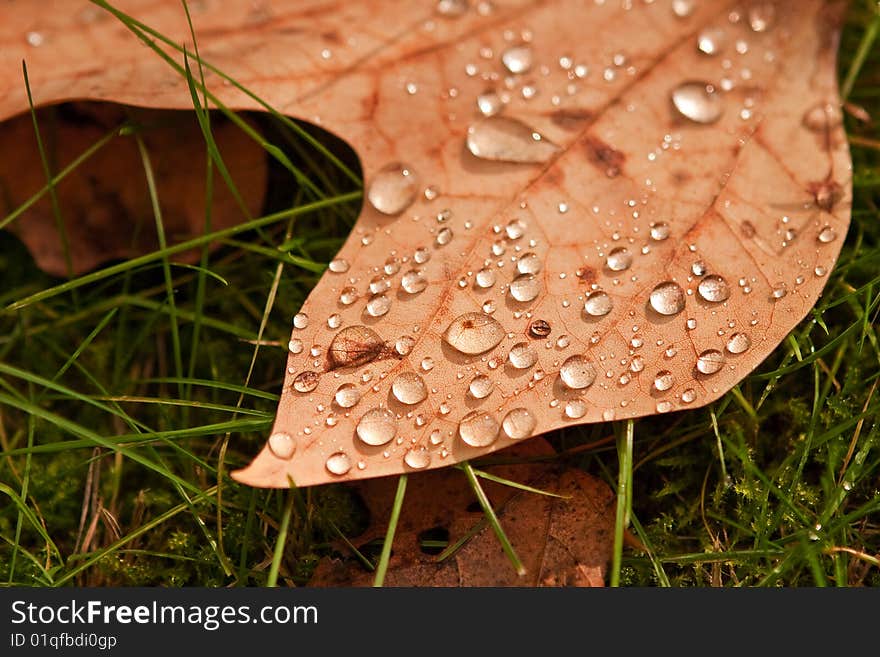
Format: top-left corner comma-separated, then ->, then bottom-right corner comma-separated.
369,275 -> 390,295
293,371 -> 319,393
696,349 -> 725,374
507,342 -> 537,369
653,370 -> 675,392
529,319 -> 551,338
443,312 -> 505,355
584,290 -> 613,317
468,374 -> 494,399
697,27 -> 726,56
506,219 -> 526,240
698,274 -> 730,302
367,162 -> 418,215
650,222 -> 670,241
691,260 -> 707,277
268,432 -> 296,460
672,82 -> 723,124
329,325 -> 384,368
517,252 -> 542,274
366,294 -> 391,317
466,116 -> 559,163
477,91 -> 503,117
395,335 -> 416,356
401,269 -> 428,294
817,225 -> 837,243
404,446 -> 431,469
288,338 -> 303,354
476,268 -> 496,288
564,399 -> 587,419
327,314 -> 342,329
509,274 -> 541,302
356,407 -> 398,446
391,371 -> 428,405
726,332 -> 751,354
335,383 -> 361,408
501,44 -> 533,74
293,312 -> 309,329
649,281 -> 686,315
459,410 -> 500,446
325,451 -> 352,476
606,247 -> 632,272
436,226 -> 454,246
770,283 -> 787,300
502,407 -> 536,439
559,354 -> 597,390
328,258 -> 349,273
681,388 -> 696,404
339,286 -> 358,305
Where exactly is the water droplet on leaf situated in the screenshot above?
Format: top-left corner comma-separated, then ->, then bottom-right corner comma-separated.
367,162 -> 418,215
443,312 -> 505,355
559,354 -> 597,390
459,410 -> 500,446
466,116 -> 559,163
391,371 -> 428,405
356,407 -> 398,446
672,81 -> 723,124
501,407 -> 536,439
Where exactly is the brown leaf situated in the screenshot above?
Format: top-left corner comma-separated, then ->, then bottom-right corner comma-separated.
310,440 -> 615,587
0,102 -> 266,276
0,1 -> 851,486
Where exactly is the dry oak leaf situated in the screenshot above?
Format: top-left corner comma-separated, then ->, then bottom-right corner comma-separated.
310,440 -> 615,587
0,1 -> 851,487
0,102 -> 267,277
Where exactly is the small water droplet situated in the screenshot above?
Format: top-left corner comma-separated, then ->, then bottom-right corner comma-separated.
436,0 -> 469,17
401,269 -> 428,294
339,286 -> 359,305
650,222 -> 670,241
501,408 -> 536,439
293,312 -> 309,329
653,370 -> 675,392
413,246 -> 431,264
356,407 -> 398,446
366,294 -> 391,317
509,274 -> 541,302
564,399 -> 587,419
681,388 -> 696,404
691,260 -> 707,276
326,451 -> 352,476
268,432 -> 296,460
477,90 -> 504,117
293,371 -> 319,393
656,400 -> 673,413
672,81 -> 723,124
501,44 -> 533,74
748,2 -> 775,32
367,162 -> 418,215
698,274 -> 730,302
507,342 -> 537,369
803,103 -> 843,132
459,410 -> 500,446
649,281 -> 686,315
329,325 -> 384,368
328,258 -> 349,273
26,31 -> 45,47
814,265 -> 827,277
394,335 -> 416,356
391,371 -> 428,405
517,252 -> 542,274
327,313 -> 342,329
404,446 -> 431,469
420,356 -> 435,372
697,27 -> 726,56
672,0 -> 694,18
466,116 -> 559,163
505,219 -> 526,240
817,225 -> 837,243
335,383 -> 362,408
606,247 -> 632,272
475,267 -> 497,288
468,374 -> 494,399
559,354 -> 597,390
726,332 -> 751,354
630,355 -> 645,373
770,283 -> 787,300
369,275 -> 391,295
696,349 -> 725,374
436,226 -> 454,246
528,319 -> 551,338
584,290 -> 613,317
288,338 -> 303,354
443,312 -> 505,355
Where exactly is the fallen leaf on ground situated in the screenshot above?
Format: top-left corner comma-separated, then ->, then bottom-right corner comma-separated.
0,1 -> 852,486
310,440 -> 615,586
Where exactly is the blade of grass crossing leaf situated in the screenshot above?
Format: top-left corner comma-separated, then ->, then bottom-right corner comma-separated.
373,474 -> 407,587
466,467 -> 569,499
461,463 -> 525,577
611,419 -> 634,588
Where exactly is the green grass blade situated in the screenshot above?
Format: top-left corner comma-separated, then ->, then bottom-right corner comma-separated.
373,474 -> 407,587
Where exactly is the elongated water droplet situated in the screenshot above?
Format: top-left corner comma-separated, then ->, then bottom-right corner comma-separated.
559,354 -> 596,390
391,371 -> 428,405
584,290 -> 613,317
334,383 -> 361,408
468,374 -> 494,399
501,44 -> 533,74
696,349 -> 724,374
507,342 -> 537,369
564,399 -> 587,419
329,325 -> 384,368
443,312 -> 505,355
467,116 -> 559,163
509,273 -> 541,302
268,432 -> 296,460
293,371 -> 319,393
367,162 -> 418,215
649,281 -> 686,315
356,407 -> 398,446
401,269 -> 428,294
606,247 -> 632,272
459,410 -> 500,446
404,446 -> 431,469
502,407 -> 536,439
698,274 -> 730,302
726,332 -> 751,354
326,451 -> 352,476
653,370 -> 675,392
672,82 -> 723,124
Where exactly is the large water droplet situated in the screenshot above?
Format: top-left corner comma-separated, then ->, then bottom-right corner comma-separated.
653,370 -> 675,392
696,349 -> 725,375
366,294 -> 391,317
559,354 -> 597,390
509,273 -> 541,302
268,432 -> 296,460
475,268 -> 497,288
672,82 -> 723,124
606,247 -> 632,272
367,162 -> 418,215
466,116 -> 559,163
334,383 -> 362,408
697,274 -> 730,303
443,312 -> 505,355
468,374 -> 494,399
725,332 -> 751,354
502,407 -> 537,439
356,407 -> 398,446
649,281 -> 686,315
391,371 -> 428,405
507,342 -> 537,369
584,290 -> 613,317
517,252 -> 542,274
459,410 -> 500,446
293,312 -> 309,329
564,399 -> 587,419
501,44 -> 533,74
401,269 -> 428,294
325,451 -> 352,476
293,371 -> 319,393
329,325 -> 384,368
404,446 -> 431,469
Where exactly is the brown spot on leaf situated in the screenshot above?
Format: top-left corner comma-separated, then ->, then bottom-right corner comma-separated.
808,179 -> 843,211
576,266 -> 597,285
551,108 -> 593,130
583,135 -> 625,178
